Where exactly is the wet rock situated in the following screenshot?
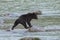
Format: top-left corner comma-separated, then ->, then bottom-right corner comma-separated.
20,37 -> 40,40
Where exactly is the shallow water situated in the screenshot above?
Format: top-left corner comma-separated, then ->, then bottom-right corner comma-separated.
0,0 -> 60,40
0,15 -> 60,40
0,25 -> 60,40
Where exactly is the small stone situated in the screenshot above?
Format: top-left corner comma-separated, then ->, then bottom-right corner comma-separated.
6,30 -> 10,31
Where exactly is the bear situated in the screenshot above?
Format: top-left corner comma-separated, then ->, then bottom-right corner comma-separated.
11,11 -> 42,30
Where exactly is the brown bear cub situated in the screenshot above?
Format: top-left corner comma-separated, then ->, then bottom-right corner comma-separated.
11,11 -> 41,30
